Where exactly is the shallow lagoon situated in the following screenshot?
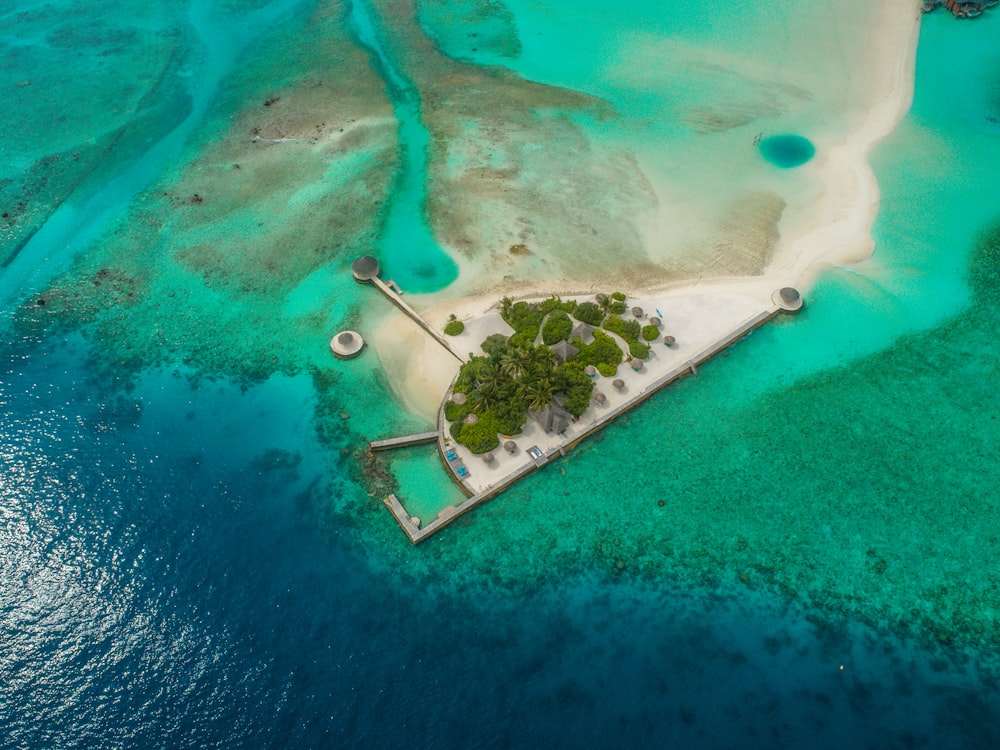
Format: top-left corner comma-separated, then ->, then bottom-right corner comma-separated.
1,2 -> 999,747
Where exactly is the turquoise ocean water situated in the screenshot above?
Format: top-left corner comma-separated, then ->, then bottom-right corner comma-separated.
2,1 -> 999,746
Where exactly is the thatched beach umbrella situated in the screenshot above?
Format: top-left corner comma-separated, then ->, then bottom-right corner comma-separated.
451,392 -> 467,405
612,378 -> 625,391
648,316 -> 661,327
584,365 -> 598,377
463,413 -> 479,425
595,293 -> 608,303
631,306 -> 644,319
483,452 -> 495,464
630,358 -> 643,371
663,335 -> 676,347
504,440 -> 517,454
593,392 -> 606,405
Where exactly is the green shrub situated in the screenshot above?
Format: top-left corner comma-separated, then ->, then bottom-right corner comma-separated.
608,300 -> 628,315
481,333 -> 509,357
449,420 -> 463,440
509,326 -> 540,349
611,291 -> 626,301
444,319 -> 465,336
597,362 -> 617,377
629,340 -> 650,359
457,415 -> 500,454
444,401 -> 469,422
491,397 -> 527,436
541,310 -> 573,345
574,330 -> 624,370
573,301 -> 604,326
554,363 -> 594,417
604,315 -> 641,341
641,325 -> 660,341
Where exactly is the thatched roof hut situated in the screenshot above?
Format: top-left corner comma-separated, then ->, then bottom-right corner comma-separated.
631,306 -> 644,319
773,286 -> 804,313
483,452 -> 495,464
571,322 -> 596,344
612,378 -> 625,391
451,392 -> 467,405
648,316 -> 661,327
550,339 -> 580,364
463,413 -> 479,424
330,330 -> 365,359
630,358 -> 643,371
504,440 -> 517,454
351,256 -> 380,283
593,392 -> 606,405
663,335 -> 676,347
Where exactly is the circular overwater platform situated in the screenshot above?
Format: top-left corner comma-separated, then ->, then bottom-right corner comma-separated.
330,330 -> 365,359
772,287 -> 803,313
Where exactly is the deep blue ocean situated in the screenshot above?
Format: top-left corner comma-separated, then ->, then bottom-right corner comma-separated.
3,2 -> 1000,748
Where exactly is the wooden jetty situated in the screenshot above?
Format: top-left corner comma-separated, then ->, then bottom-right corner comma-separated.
369,432 -> 438,452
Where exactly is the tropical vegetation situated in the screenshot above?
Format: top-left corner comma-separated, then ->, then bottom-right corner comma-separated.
445,292 -> 651,453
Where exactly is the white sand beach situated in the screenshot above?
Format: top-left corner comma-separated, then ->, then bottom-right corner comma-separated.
373,0 -> 924,418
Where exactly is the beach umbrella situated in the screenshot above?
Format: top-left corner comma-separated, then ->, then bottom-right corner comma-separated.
663,335 -> 676,347
593,392 -> 606,404
504,440 -> 517,454
630,359 -> 643,371
595,293 -> 608,303
463,413 -> 479,424
584,365 -> 598,377
631,306 -> 644,319
648,316 -> 661,327
483,452 -> 495,464
451,392 -> 467,405
612,378 -> 625,391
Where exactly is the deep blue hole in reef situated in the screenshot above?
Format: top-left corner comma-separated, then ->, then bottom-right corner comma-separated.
759,134 -> 816,169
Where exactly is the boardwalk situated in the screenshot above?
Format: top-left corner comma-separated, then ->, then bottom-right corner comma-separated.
370,277 -> 465,363
369,432 -> 438,452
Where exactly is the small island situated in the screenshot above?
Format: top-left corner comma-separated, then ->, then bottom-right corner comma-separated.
355,257 -> 803,543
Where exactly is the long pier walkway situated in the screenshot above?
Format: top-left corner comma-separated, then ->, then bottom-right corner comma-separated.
372,277 -> 466,363
352,255 -> 465,363
369,432 -> 438,452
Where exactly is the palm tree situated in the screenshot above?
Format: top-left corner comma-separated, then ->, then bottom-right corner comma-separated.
499,349 -> 527,381
519,377 -> 555,412
500,296 -> 514,323
472,378 -> 502,413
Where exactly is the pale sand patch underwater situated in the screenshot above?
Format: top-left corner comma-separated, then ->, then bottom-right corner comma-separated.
397,0 -> 924,299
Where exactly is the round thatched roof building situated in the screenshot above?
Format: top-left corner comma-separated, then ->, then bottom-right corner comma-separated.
330,331 -> 364,359
773,286 -> 803,313
451,392 -> 467,405
352,256 -> 381,283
